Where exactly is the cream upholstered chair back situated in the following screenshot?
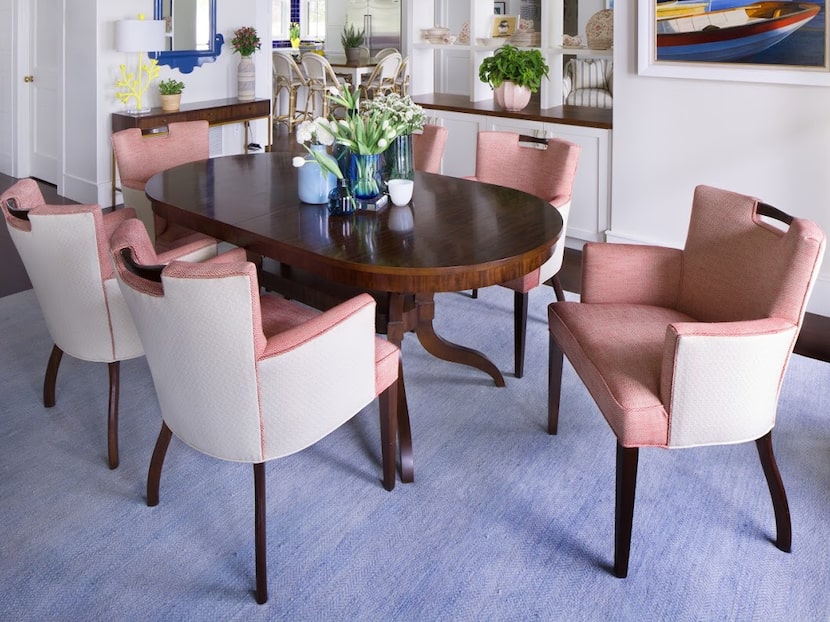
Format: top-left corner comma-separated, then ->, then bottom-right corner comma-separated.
413,124 -> 448,174
111,120 -> 209,243
0,179 -> 144,468
110,217 -> 403,603
1,179 -> 142,365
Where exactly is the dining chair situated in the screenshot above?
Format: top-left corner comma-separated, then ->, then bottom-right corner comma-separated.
272,51 -> 310,132
109,218 -> 406,604
413,124 -> 448,174
301,53 -> 344,118
393,55 -> 410,96
111,120 -> 217,254
359,51 -> 402,99
548,185 -> 825,577
468,131 -> 580,378
0,179 -> 220,469
375,47 -> 399,61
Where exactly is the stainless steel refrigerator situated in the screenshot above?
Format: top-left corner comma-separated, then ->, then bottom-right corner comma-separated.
346,0 -> 402,55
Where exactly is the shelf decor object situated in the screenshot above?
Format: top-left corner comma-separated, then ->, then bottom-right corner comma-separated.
114,15 -> 166,114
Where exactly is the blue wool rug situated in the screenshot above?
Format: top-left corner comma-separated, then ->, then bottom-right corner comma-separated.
0,285 -> 828,621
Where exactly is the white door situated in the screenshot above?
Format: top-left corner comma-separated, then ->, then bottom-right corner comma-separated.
21,0 -> 60,185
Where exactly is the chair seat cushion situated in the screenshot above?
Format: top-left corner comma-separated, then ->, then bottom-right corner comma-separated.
548,302 -> 696,447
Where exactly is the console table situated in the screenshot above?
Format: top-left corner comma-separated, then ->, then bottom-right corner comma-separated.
110,97 -> 271,207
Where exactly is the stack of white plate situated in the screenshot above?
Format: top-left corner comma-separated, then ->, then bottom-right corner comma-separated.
510,31 -> 541,47
422,26 -> 450,44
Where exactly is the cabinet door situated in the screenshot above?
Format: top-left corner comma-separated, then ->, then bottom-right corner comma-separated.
547,124 -> 611,244
424,111 -> 484,178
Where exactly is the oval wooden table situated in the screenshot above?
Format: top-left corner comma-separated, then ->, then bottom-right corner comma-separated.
146,152 -> 563,483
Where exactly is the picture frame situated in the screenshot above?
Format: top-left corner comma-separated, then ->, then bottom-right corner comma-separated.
491,15 -> 518,38
494,1 -> 506,15
638,0 -> 830,86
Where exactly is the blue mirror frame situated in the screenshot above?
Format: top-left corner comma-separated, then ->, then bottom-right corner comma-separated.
150,0 -> 224,73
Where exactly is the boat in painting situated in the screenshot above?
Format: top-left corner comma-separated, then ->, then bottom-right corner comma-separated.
656,1 -> 711,20
656,1 -> 821,62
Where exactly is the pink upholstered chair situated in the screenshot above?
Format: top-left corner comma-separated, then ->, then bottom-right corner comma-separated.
468,132 -> 580,378
548,185 -> 826,577
109,218 -> 406,604
413,124 -> 448,174
0,179 -> 220,469
111,120 -> 216,253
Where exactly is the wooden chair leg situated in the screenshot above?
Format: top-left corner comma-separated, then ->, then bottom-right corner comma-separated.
614,443 -> 639,578
551,274 -> 566,302
147,422 -> 173,507
379,379 -> 398,491
514,291 -> 529,378
43,344 -> 63,407
253,462 -> 268,604
548,336 -> 563,435
756,431 -> 792,552
107,361 -> 120,469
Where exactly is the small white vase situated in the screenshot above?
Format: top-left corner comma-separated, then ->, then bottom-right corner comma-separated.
237,56 -> 255,101
494,81 -> 531,112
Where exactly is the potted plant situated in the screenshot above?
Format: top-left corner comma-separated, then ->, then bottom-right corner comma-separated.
289,22 -> 301,49
341,23 -> 365,63
158,78 -> 185,112
478,44 -> 550,112
231,26 -> 261,101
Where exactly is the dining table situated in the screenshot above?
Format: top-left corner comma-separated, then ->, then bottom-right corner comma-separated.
145,152 -> 563,484
325,55 -> 378,86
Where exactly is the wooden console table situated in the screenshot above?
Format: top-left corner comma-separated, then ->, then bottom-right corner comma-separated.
110,97 -> 271,207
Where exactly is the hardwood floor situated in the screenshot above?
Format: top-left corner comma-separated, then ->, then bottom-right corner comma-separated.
0,167 -> 827,363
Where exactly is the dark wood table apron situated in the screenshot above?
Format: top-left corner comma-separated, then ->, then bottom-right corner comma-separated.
146,152 -> 563,483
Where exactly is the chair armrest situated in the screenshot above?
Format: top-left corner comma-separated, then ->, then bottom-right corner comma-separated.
261,293 -> 376,359
102,207 -> 137,239
203,247 -> 248,264
155,237 -> 219,263
661,317 -> 798,448
582,242 -> 683,306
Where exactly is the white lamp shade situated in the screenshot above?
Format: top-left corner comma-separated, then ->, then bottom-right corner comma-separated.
116,19 -> 166,53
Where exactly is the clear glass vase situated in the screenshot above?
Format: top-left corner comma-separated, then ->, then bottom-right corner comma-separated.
383,133 -> 415,182
348,153 -> 383,201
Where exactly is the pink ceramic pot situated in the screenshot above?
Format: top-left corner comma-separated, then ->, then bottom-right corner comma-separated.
494,81 -> 531,112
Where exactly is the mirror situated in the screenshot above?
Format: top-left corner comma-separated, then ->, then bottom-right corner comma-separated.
150,0 -> 224,73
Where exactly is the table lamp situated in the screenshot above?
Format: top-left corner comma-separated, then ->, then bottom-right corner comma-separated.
115,15 -> 166,114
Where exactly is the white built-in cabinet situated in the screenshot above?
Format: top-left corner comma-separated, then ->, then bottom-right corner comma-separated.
407,0 -> 611,108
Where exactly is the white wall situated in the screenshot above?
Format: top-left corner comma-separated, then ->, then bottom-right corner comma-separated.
612,4 -> 830,315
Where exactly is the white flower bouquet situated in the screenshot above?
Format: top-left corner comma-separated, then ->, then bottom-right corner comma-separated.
361,93 -> 426,135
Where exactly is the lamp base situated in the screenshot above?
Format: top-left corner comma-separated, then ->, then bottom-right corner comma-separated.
124,107 -> 152,115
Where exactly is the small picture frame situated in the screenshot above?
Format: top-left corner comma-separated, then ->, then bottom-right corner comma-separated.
491,15 -> 517,38
494,1 -> 506,15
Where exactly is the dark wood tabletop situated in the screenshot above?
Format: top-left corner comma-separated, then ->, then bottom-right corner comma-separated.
146,152 -> 564,484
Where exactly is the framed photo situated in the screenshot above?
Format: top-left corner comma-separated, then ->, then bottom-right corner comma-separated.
638,0 -> 830,86
491,15 -> 518,38
494,1 -> 506,15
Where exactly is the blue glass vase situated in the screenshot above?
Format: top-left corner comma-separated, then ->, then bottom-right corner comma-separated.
348,153 -> 383,201
298,145 -> 337,204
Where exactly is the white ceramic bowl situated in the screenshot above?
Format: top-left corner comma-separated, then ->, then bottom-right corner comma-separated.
387,179 -> 414,206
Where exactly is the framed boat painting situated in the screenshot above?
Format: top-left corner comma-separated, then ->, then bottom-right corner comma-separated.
638,1 -> 830,85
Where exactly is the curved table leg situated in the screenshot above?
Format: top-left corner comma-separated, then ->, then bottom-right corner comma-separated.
413,292 -> 506,387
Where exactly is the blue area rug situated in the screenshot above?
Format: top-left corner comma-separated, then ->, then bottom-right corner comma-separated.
0,285 -> 828,621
